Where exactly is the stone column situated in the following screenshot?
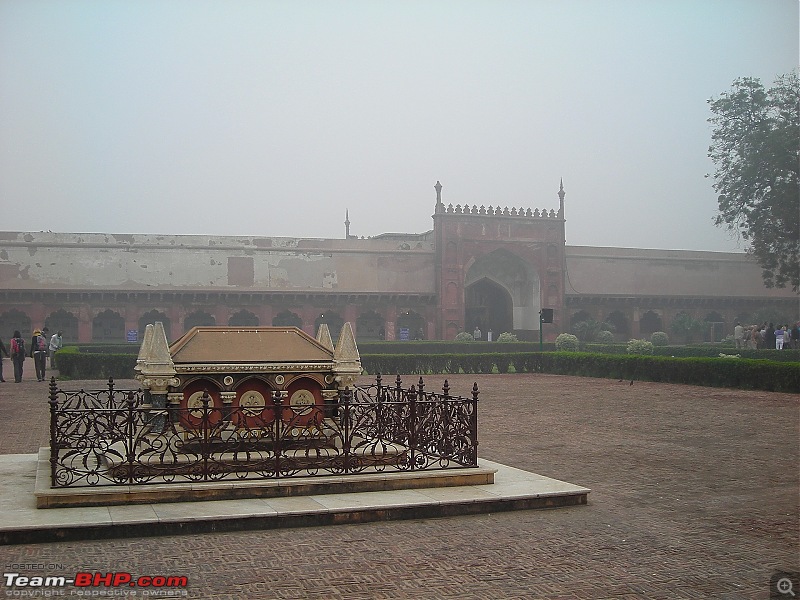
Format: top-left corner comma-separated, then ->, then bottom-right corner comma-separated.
167,393 -> 183,427
220,392 -> 236,423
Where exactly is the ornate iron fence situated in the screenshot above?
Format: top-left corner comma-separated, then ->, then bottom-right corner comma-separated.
47,375 -> 479,488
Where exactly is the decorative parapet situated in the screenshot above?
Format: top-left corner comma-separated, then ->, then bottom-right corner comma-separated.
433,180 -> 565,219
439,203 -> 561,218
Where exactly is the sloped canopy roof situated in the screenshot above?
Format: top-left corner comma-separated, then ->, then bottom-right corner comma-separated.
169,327 -> 334,364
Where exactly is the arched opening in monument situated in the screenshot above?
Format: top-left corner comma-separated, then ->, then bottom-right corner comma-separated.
92,309 -> 125,343
396,310 -> 425,340
605,311 -> 629,340
229,310 -> 259,327
45,309 -> 79,342
272,310 -> 302,328
184,311 -> 216,332
464,249 -> 539,341
356,310 -> 385,341
139,310 -> 170,342
464,278 -> 512,339
0,309 -> 31,339
314,313 -> 344,338
639,311 -> 662,338
703,311 -> 725,342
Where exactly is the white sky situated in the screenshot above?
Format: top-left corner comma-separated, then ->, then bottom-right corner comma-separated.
1,0 -> 797,251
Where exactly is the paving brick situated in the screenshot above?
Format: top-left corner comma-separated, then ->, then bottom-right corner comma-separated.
0,373 -> 797,598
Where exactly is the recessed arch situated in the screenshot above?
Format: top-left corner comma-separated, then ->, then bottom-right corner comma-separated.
184,311 -> 215,332
272,310 -> 302,328
464,249 -> 540,337
45,309 -> 79,342
228,310 -> 259,327
139,310 -> 170,342
0,309 -> 31,339
396,310 -> 425,340
92,309 -> 124,343
465,278 -> 513,338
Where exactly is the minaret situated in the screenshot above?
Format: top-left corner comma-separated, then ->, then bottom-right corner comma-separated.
557,179 -> 565,217
345,209 -> 351,239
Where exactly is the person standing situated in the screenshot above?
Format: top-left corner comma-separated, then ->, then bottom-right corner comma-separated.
733,322 -> 744,349
775,326 -> 785,350
30,329 -> 47,381
9,330 -> 25,383
765,323 -> 776,350
0,336 -> 8,382
473,326 -> 482,341
49,330 -> 63,368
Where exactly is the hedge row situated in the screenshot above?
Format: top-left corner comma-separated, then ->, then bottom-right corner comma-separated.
55,347 -> 138,380
585,343 -> 800,362
55,348 -> 800,393
359,341 -> 552,354
67,341 -> 800,362
361,352 -> 799,393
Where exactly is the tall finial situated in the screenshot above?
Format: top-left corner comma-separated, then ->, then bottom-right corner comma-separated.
557,179 -> 565,216
434,181 -> 443,213
345,209 -> 351,239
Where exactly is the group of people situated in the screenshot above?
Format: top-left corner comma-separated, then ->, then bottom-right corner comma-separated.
734,321 -> 800,350
0,328 -> 63,383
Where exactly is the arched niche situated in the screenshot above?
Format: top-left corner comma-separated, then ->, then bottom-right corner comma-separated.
465,249 -> 540,335
92,309 -> 125,343
229,310 -> 259,327
139,310 -> 170,342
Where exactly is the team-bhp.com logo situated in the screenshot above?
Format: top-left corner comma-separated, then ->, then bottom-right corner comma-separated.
4,572 -> 188,596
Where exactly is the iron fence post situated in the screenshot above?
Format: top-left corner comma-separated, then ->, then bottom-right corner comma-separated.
48,377 -> 59,486
341,387 -> 352,473
126,391 -> 136,484
200,391 -> 211,481
408,384 -> 417,470
471,382 -> 480,466
272,390 -> 283,477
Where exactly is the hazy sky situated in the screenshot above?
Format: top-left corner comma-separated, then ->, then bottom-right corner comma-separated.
1,1 -> 797,251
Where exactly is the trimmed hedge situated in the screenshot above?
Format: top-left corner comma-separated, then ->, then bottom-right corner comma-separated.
361,352 -> 799,393
55,347 -> 137,380
358,341 -> 554,354
55,347 -> 800,393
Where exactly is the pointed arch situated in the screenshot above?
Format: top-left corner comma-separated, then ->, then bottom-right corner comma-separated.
92,309 -> 125,342
464,249 -> 540,337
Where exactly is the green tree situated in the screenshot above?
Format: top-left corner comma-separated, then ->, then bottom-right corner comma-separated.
707,71 -> 800,292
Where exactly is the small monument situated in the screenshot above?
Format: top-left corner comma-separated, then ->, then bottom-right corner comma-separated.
136,323 -> 361,438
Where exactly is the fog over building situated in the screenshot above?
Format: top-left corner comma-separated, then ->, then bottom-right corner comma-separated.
0,183 -> 795,344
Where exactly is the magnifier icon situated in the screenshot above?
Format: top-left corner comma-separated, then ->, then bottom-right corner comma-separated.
778,577 -> 796,597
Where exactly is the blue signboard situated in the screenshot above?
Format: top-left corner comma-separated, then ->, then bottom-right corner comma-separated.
126,329 -> 138,343
399,327 -> 410,341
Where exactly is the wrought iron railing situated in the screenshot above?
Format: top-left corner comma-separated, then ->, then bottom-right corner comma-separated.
47,375 -> 479,487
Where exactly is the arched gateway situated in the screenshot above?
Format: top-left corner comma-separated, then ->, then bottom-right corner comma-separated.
433,180 -> 566,340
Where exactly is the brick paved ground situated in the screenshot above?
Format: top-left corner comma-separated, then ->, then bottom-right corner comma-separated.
0,372 -> 797,599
